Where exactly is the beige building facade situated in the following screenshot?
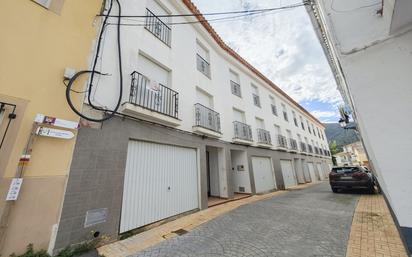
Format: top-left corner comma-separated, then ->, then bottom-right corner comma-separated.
335,141 -> 369,167
0,0 -> 101,255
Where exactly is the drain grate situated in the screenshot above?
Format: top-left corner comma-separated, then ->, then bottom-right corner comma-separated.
172,229 -> 188,236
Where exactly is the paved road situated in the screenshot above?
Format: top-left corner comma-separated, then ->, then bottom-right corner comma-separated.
130,183 -> 360,257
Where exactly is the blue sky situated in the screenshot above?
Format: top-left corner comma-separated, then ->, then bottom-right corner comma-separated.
192,0 -> 343,123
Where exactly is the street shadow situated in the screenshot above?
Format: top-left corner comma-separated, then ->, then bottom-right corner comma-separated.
334,188 -> 377,195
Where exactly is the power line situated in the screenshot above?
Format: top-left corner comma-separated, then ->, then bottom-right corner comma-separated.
105,2 -> 308,27
98,1 -> 309,19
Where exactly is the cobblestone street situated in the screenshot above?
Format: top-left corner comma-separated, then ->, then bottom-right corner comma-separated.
129,183 -> 359,257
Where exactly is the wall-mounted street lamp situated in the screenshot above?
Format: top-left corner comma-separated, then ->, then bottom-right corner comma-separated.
339,118 -> 357,130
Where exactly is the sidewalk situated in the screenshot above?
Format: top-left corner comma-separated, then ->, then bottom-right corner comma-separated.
346,194 -> 409,257
98,183 -> 317,257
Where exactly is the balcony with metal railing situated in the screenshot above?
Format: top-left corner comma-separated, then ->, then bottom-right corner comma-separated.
276,135 -> 288,149
257,128 -> 271,147
122,71 -> 180,126
193,103 -> 221,138
144,8 -> 171,46
197,54 -> 211,78
289,138 -> 298,151
233,121 -> 253,144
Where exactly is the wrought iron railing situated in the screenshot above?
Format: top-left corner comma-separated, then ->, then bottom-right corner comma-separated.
299,142 -> 306,152
129,71 -> 179,118
230,80 -> 241,97
252,94 -> 261,107
277,135 -> 288,148
308,144 -> 313,153
145,8 -> 171,46
289,138 -> 298,151
257,128 -> 271,145
233,121 -> 252,141
196,54 -> 210,77
194,103 -> 221,133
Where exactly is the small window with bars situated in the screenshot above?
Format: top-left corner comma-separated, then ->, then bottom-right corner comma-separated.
231,81 -> 242,97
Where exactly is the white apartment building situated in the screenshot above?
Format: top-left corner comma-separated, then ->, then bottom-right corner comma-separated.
53,0 -> 332,251
307,0 -> 412,253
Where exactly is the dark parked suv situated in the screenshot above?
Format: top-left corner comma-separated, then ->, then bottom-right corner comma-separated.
329,166 -> 375,193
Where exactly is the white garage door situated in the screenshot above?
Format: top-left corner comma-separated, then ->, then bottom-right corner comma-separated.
307,162 -> 318,182
252,157 -> 276,193
316,163 -> 324,180
280,160 -> 297,188
120,141 -> 199,233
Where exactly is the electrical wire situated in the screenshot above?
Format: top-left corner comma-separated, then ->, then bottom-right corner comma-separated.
107,4 -> 305,27
66,1 -> 308,122
65,0 -> 123,122
98,1 -> 309,18
101,1 -> 310,25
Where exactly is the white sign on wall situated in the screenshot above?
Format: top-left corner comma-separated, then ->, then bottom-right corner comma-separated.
34,114 -> 79,130
6,178 -> 23,201
36,127 -> 75,139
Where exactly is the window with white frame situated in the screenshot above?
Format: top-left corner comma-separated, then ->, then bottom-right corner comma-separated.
251,85 -> 260,107
292,111 -> 298,127
229,70 -> 241,97
196,41 -> 210,78
307,120 -> 311,134
300,115 -> 305,130
282,104 -> 288,122
269,96 -> 277,116
145,0 -> 171,46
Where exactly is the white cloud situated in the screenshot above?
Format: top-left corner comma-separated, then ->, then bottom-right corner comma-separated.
192,0 -> 343,106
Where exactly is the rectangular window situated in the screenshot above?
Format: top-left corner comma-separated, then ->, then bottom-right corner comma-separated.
269,96 -> 277,116
300,116 -> 305,130
307,121 -> 311,134
251,85 -> 260,107
196,41 -> 211,78
292,111 -> 298,127
282,104 -> 288,122
145,9 -> 171,46
230,70 -> 241,97
233,108 -> 246,123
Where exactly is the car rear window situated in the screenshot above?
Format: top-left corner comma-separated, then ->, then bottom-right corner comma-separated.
332,167 -> 360,173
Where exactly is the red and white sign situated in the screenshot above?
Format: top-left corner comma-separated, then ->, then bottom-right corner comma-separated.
6,178 -> 23,201
35,114 -> 79,129
36,126 -> 75,139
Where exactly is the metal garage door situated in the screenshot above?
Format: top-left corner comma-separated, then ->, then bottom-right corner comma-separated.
281,160 -> 297,188
316,163 -> 324,180
252,157 -> 276,193
307,162 -> 318,182
120,141 -> 199,233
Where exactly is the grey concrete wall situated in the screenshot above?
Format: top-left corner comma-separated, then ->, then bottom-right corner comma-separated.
54,116 -> 332,251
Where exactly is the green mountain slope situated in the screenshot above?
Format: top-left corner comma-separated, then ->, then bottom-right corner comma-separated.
324,123 -> 359,150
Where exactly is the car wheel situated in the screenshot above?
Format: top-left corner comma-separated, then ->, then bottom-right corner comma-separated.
332,187 -> 338,193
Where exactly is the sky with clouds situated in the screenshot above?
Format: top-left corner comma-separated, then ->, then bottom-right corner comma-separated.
192,0 -> 343,123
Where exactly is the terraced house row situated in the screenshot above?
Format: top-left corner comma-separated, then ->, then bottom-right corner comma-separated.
0,0 -> 332,255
